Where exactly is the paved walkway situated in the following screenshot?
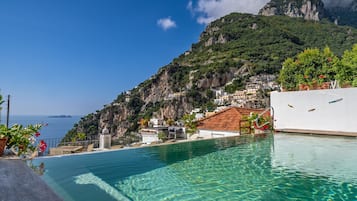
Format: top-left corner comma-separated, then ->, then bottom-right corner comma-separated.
0,159 -> 63,201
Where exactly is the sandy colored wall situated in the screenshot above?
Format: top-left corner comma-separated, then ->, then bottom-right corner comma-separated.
270,88 -> 357,134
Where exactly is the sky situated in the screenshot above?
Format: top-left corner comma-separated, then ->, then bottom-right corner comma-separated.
0,0 -> 271,116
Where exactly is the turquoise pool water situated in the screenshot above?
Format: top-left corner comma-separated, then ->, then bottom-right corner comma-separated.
33,134 -> 357,201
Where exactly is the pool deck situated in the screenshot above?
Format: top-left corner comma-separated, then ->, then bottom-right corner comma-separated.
0,159 -> 63,201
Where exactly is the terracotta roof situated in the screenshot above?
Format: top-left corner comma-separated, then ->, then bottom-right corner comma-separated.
197,107 -> 267,132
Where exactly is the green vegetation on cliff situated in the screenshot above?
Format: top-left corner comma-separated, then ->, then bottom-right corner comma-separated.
177,14 -> 356,75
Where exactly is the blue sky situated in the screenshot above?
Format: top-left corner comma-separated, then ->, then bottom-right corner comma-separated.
0,0 -> 269,115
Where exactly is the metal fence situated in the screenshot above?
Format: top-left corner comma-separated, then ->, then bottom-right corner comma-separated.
38,136 -> 99,156
38,133 -> 141,156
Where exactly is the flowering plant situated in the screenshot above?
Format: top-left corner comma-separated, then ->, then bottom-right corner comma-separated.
246,112 -> 272,132
38,140 -> 47,153
0,94 -> 47,157
0,123 -> 47,157
318,74 -> 326,85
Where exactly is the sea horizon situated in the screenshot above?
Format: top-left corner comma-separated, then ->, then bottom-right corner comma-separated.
0,115 -> 82,140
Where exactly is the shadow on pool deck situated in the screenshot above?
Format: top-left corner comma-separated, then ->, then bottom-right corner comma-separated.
0,159 -> 63,201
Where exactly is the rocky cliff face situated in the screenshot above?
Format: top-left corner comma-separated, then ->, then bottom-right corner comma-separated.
98,67 -> 196,137
259,0 -> 326,21
259,0 -> 357,27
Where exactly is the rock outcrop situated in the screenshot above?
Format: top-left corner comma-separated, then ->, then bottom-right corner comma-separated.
259,0 -> 357,28
259,0 -> 326,21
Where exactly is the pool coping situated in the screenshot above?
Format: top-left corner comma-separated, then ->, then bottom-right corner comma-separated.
276,129 -> 357,137
0,159 -> 63,201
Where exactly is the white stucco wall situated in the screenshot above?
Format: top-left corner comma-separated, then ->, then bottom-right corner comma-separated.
271,88 -> 357,133
199,130 -> 240,138
142,134 -> 159,144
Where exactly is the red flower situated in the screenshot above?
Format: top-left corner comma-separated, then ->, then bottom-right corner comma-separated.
259,124 -> 270,130
39,140 -> 47,153
319,75 -> 326,79
35,132 -> 41,137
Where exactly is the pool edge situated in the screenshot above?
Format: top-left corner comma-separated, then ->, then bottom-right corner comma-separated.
276,129 -> 357,137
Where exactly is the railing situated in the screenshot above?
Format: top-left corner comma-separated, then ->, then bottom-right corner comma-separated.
38,134 -> 141,156
38,136 -> 99,156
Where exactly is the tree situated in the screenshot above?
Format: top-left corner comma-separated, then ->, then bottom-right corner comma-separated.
279,57 -> 301,91
321,47 -> 340,81
182,114 -> 197,136
339,44 -> 357,87
139,118 -> 149,128
158,132 -> 167,142
128,94 -> 144,114
76,132 -> 86,140
166,118 -> 175,126
279,47 -> 342,90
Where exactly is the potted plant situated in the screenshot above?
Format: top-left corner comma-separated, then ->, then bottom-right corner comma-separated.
7,124 -> 46,157
247,113 -> 272,134
0,94 -> 47,158
0,123 -> 46,158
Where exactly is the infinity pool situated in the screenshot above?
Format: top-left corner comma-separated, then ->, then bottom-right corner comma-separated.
33,134 -> 357,201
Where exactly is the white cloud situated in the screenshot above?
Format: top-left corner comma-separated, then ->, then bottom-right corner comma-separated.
189,0 -> 270,24
157,17 -> 177,30
187,0 -> 194,13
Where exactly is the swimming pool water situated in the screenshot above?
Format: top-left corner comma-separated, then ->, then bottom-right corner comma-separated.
33,134 -> 357,201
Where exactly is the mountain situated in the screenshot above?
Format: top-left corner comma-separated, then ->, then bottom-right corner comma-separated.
259,0 -> 326,21
63,13 -> 357,142
259,0 -> 357,28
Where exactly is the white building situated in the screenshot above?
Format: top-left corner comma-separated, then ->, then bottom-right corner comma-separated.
141,129 -> 159,144
149,118 -> 163,128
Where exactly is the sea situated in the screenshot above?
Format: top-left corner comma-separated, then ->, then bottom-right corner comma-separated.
0,115 -> 82,140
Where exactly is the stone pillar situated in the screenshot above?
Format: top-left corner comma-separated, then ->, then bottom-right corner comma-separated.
99,127 -> 111,149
